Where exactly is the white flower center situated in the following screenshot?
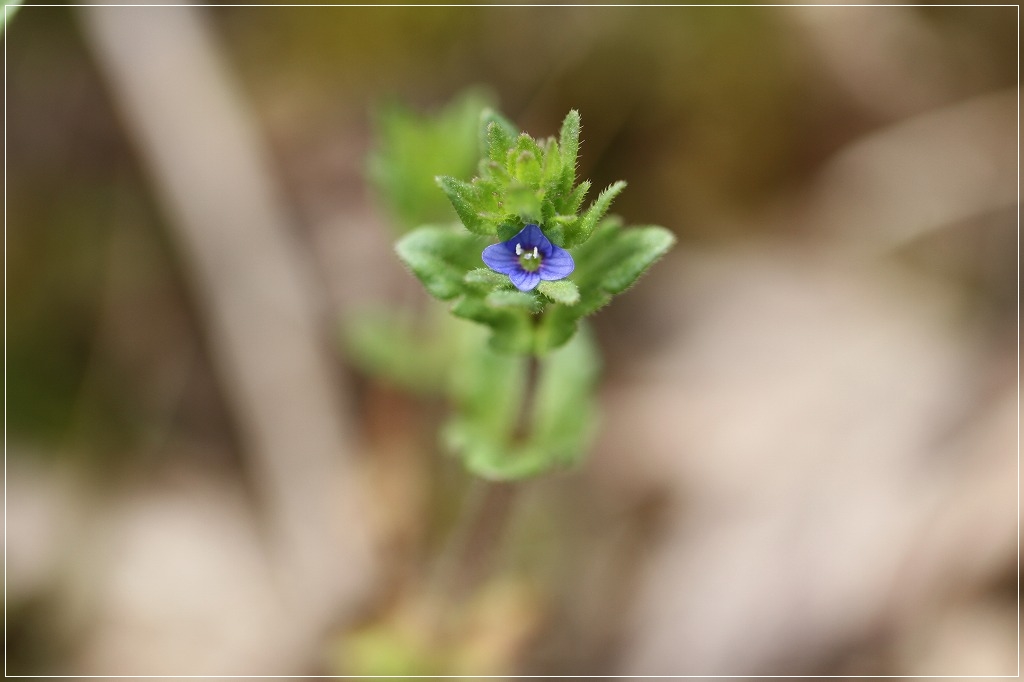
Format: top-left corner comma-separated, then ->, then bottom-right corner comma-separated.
515,243 -> 539,260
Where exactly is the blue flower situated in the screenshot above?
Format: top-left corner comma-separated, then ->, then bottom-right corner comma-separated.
481,224 -> 575,292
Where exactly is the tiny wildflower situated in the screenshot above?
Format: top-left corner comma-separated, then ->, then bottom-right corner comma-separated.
481,224 -> 575,292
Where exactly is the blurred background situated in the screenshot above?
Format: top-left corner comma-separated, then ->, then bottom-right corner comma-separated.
4,3 -> 1018,676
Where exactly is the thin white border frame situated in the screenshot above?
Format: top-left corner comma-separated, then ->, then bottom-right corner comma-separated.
0,2 -> 1019,675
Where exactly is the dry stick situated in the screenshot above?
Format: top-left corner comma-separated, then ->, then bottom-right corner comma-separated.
79,3 -> 372,624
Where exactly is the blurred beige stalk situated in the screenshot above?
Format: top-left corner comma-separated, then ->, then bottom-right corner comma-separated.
73,3 -> 373,674
810,90 -> 1017,256
786,6 -> 969,119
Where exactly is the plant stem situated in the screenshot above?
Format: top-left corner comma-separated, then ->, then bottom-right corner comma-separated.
439,480 -> 520,603
426,347 -> 544,635
424,479 -> 521,646
512,354 -> 541,444
429,352 -> 543,611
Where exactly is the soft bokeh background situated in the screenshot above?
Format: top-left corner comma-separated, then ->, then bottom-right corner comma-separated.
5,3 -> 1018,676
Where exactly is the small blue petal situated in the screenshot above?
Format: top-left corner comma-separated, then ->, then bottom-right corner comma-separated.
539,246 -> 574,281
508,268 -> 541,292
516,224 -> 542,246
482,243 -> 520,275
515,224 -> 553,254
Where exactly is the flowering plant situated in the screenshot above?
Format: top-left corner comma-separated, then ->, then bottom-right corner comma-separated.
396,108 -> 674,356
353,96 -> 673,479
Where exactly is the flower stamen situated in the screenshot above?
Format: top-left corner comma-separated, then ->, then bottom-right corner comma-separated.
517,244 -> 540,260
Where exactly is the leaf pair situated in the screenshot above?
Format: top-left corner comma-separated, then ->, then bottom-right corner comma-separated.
444,327 -> 599,479
395,217 -> 674,354
344,305 -> 599,480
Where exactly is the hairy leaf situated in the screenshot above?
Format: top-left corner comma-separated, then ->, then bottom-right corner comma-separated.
479,107 -> 518,157
342,313 -> 446,393
486,289 -> 543,312
368,91 -> 489,231
450,294 -> 535,354
558,109 -> 581,194
436,175 -> 493,236
395,225 -> 487,300
537,279 -> 580,306
464,267 -> 509,288
448,329 -> 599,480
562,181 -> 626,247
484,121 -> 514,165
598,226 -> 676,294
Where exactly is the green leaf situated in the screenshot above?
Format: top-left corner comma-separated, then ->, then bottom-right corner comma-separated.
450,295 -> 535,354
527,326 -> 599,466
464,267 -> 508,288
540,137 -> 563,186
486,289 -> 542,312
479,107 -> 518,158
342,312 -> 446,393
558,110 -> 581,193
534,306 -> 581,354
596,226 -> 676,294
477,158 -> 509,184
442,332 -> 526,477
562,181 -> 626,247
436,175 -> 493,236
564,179 -> 591,215
514,150 -> 542,187
483,121 -> 514,165
537,279 -> 579,306
533,220 -> 676,353
448,328 -> 599,480
368,91 -> 490,232
496,221 -> 524,242
504,183 -> 543,223
509,134 -> 544,183
395,225 -> 487,300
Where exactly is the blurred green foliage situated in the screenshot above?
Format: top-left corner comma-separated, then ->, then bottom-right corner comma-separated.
2,0 -> 23,35
341,624 -> 446,678
7,182 -> 134,456
369,90 -> 492,232
444,326 -> 599,480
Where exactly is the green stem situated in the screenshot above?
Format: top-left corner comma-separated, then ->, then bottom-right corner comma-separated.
512,354 -> 540,444
437,480 -> 520,603
428,348 -> 544,615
